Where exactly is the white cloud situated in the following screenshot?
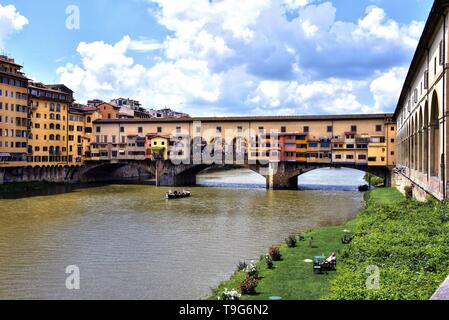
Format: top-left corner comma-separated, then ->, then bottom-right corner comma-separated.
370,66 -> 408,112
248,78 -> 372,115
0,4 -> 28,49
129,38 -> 163,52
58,1 -> 424,116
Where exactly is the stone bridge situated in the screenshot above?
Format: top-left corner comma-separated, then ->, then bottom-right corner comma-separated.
75,160 -> 392,189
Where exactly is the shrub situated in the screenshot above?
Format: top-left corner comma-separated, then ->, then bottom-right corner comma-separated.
239,274 -> 258,295
236,260 -> 247,272
269,246 -> 282,261
265,255 -> 274,269
245,262 -> 259,279
219,288 -> 241,301
297,233 -> 305,241
285,235 -> 297,248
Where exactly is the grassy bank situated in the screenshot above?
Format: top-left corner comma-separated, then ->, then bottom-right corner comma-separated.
210,188 -> 449,300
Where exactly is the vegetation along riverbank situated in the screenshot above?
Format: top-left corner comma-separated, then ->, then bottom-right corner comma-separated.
210,188 -> 449,300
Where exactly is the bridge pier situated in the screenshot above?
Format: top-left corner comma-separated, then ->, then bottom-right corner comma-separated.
267,174 -> 298,190
158,171 -> 197,187
264,162 -> 306,190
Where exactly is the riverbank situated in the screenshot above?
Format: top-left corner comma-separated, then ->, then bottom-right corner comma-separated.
0,181 -> 65,195
210,188 -> 449,300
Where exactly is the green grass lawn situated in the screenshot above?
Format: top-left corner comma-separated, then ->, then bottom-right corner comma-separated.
210,188 -> 407,300
210,221 -> 356,300
364,187 -> 404,206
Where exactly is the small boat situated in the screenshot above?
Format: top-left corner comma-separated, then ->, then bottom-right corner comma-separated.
165,190 -> 191,200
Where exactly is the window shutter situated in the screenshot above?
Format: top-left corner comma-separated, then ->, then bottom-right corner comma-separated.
424,70 -> 429,89
439,40 -> 445,65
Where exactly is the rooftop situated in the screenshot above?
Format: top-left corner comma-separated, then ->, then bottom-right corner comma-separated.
394,0 -> 449,118
94,113 -> 394,124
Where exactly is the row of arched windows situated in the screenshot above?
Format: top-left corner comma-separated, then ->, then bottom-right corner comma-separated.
397,91 -> 441,178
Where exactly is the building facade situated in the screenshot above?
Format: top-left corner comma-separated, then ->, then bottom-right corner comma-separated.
91,115 -> 396,169
0,55 -> 29,165
28,83 -> 75,165
395,0 -> 449,200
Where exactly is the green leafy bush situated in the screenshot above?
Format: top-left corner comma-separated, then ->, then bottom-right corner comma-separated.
285,235 -> 297,248
325,197 -> 449,300
268,246 -> 282,261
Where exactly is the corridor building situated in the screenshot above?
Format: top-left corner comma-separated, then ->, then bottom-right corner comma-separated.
395,0 -> 449,200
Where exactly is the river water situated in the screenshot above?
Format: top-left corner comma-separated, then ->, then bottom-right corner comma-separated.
0,168 -> 365,300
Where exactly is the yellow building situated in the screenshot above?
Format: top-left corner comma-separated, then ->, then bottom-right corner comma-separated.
146,135 -> 169,160
68,108 -> 85,164
0,55 -> 29,166
28,83 -> 74,165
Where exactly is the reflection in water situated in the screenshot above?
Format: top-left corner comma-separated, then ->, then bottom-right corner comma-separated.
0,169 -> 364,300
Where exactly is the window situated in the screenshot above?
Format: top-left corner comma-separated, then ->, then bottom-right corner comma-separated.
303,126 -> 309,133
176,127 -> 181,133
346,155 -> 354,160
120,127 -> 124,133
327,126 -> 332,133
439,40 -> 445,65
391,138 -> 395,143
281,126 -> 287,133
351,125 -> 357,133
96,127 -> 101,133
358,155 -> 367,160
157,127 -> 162,133
434,57 -> 437,75
391,126 -> 395,131
335,154 -> 342,160
216,127 -> 222,133
376,125 -> 382,132
138,127 -> 143,134
413,88 -> 418,103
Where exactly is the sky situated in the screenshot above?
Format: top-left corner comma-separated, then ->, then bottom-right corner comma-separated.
0,0 -> 434,116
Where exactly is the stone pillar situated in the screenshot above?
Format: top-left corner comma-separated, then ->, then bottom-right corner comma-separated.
267,174 -> 298,190
266,162 -> 299,190
384,168 -> 393,187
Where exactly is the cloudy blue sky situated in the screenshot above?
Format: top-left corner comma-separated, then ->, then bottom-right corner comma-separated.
0,0 -> 433,116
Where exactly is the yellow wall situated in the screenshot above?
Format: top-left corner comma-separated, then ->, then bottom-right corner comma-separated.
28,95 -> 69,165
0,60 -> 28,164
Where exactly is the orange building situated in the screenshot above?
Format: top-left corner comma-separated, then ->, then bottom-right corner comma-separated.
96,102 -> 120,119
